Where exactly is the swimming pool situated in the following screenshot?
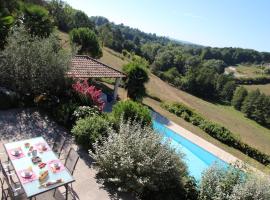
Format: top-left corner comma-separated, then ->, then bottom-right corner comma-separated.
153,120 -> 227,180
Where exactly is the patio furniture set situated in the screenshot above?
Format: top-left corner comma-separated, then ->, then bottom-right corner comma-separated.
0,135 -> 80,200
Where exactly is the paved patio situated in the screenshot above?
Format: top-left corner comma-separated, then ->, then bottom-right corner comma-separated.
0,108 -> 135,200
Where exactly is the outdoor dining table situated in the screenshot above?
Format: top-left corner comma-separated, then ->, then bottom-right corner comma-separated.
3,137 -> 75,200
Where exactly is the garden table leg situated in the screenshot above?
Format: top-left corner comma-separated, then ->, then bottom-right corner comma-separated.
65,184 -> 68,200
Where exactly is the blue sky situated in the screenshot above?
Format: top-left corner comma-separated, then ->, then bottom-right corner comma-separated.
66,0 -> 270,52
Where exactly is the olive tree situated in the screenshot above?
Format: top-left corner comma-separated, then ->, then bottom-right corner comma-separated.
0,26 -> 71,96
90,119 -> 196,200
199,164 -> 270,200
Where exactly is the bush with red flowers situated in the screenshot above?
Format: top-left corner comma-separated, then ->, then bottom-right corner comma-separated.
72,79 -> 105,111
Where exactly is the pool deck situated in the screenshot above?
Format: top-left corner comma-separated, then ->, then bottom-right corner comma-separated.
152,112 -> 259,173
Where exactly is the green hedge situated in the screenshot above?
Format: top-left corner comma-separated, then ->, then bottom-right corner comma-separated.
111,100 -> 152,127
71,115 -> 109,150
161,102 -> 270,166
235,76 -> 270,85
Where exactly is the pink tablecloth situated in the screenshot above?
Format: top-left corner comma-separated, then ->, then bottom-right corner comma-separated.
48,160 -> 65,173
17,169 -> 38,184
7,147 -> 25,160
34,142 -> 51,153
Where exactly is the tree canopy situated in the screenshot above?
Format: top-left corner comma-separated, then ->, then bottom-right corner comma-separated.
23,4 -> 54,38
123,58 -> 149,101
69,27 -> 102,58
0,26 -> 71,96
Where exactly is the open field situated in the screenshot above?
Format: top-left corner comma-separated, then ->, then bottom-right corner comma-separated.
100,48 -> 270,172
243,84 -> 270,95
225,64 -> 270,78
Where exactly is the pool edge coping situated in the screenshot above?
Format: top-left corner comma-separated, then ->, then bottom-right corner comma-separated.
152,112 -> 261,174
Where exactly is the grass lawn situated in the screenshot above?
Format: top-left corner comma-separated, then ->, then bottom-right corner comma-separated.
243,84 -> 270,95
57,30 -> 71,51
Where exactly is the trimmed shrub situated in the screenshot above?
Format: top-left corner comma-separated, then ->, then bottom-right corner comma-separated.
90,119 -> 196,200
71,115 -> 109,150
111,100 -> 152,127
161,102 -> 270,165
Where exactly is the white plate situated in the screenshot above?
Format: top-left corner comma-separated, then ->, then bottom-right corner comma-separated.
20,171 -> 33,178
50,163 -> 61,169
11,150 -> 22,156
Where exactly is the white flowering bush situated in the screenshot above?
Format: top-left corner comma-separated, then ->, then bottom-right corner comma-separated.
73,105 -> 100,120
199,164 -> 244,200
229,175 -> 270,200
90,119 -> 195,200
199,164 -> 270,200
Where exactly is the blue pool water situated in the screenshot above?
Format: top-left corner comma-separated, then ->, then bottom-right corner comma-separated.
153,120 -> 227,180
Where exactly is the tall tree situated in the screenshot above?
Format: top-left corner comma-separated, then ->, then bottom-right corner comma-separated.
47,0 -> 75,32
69,27 -> 102,58
231,86 -> 248,110
73,10 -> 94,29
0,0 -> 19,49
241,89 -> 260,118
220,81 -> 236,102
23,4 -> 54,38
123,58 -> 149,101
251,93 -> 267,124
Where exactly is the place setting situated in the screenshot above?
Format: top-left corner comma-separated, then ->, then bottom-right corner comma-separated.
35,142 -> 51,153
48,160 -> 65,173
7,147 -> 25,160
17,167 -> 38,184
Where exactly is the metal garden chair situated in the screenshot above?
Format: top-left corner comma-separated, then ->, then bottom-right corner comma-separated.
64,148 -> 79,176
0,160 -> 27,200
52,134 -> 67,159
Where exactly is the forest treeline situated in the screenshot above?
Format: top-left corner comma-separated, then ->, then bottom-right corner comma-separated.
1,0 -> 269,128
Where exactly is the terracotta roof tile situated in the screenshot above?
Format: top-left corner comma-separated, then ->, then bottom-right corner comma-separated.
67,55 -> 126,78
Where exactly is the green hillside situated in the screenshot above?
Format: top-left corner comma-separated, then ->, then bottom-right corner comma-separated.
56,13 -> 270,172
98,47 -> 270,172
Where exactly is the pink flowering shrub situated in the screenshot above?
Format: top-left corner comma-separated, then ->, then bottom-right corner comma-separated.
72,80 -> 105,111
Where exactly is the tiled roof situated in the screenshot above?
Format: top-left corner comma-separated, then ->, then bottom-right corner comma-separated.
66,55 -> 126,78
